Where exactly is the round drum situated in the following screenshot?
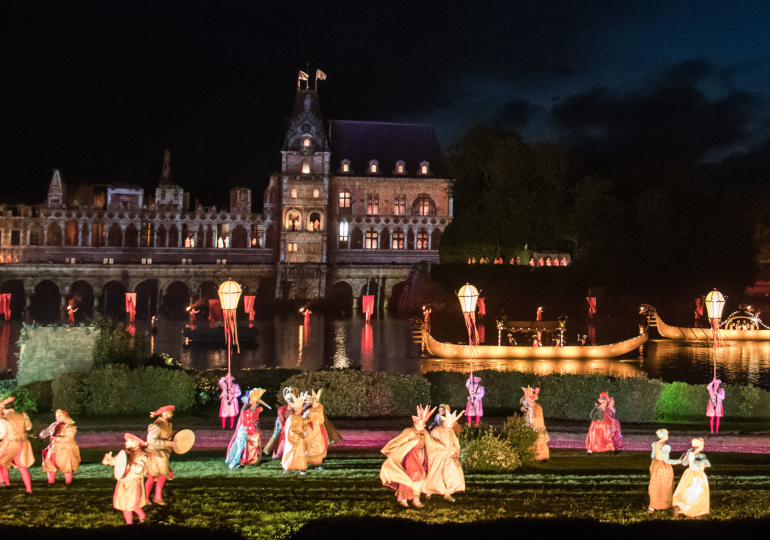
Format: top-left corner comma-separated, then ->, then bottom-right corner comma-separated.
172,429 -> 195,454
113,450 -> 128,480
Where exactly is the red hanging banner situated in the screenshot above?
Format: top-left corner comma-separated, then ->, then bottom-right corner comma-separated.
362,295 -> 375,322
244,295 -> 256,321
0,293 -> 11,320
208,299 -> 223,323
125,293 -> 137,322
477,297 -> 486,316
586,297 -> 597,318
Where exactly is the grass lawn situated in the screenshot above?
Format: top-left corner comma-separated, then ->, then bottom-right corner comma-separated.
2,448 -> 770,539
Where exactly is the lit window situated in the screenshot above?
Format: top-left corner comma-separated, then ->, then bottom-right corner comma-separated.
392,230 -> 404,249
393,194 -> 406,216
365,227 -> 378,249
338,191 -> 351,208
416,230 -> 428,249
313,189 -> 320,198
291,188 -> 298,198
369,160 -> 379,173
366,194 -> 379,215
412,194 -> 436,216
303,138 -> 310,147
339,221 -> 349,242
341,160 -> 350,173
395,161 -> 405,174
421,165 -> 428,174
287,243 -> 298,252
302,162 -> 310,174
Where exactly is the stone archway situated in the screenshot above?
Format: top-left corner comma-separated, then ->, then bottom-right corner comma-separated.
164,281 -> 190,318
68,280 -> 95,319
327,281 -> 354,315
30,280 -> 61,321
135,280 -> 158,320
101,281 -> 127,319
388,281 -> 408,313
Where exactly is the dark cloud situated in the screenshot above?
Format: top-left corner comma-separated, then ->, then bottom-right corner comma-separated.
491,100 -> 544,131
551,62 -> 759,164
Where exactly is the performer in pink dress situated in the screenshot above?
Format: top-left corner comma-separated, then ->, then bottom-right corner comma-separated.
607,396 -> 623,450
706,378 -> 725,434
585,392 -> 614,453
465,374 -> 485,427
219,373 -> 242,429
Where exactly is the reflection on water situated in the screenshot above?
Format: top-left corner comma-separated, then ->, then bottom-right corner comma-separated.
3,314 -> 770,389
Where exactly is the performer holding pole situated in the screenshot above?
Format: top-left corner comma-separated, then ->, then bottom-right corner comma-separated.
465,373 -> 484,427
40,409 -> 80,485
219,373 -> 242,430
706,378 -> 725,434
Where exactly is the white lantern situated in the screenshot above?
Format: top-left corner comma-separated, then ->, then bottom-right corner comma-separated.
457,283 -> 479,314
705,289 -> 725,320
218,279 -> 243,311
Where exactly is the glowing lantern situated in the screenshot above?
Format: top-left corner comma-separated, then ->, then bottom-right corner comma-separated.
218,279 -> 243,374
457,283 -> 480,372
705,288 -> 725,377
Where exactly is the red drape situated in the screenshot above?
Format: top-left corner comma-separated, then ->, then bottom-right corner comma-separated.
362,295 -> 375,322
361,322 -> 373,370
477,297 -> 486,316
477,324 -> 486,344
125,293 -> 136,322
244,295 -> 256,321
0,293 -> 11,320
209,299 -> 223,322
536,308 -> 543,321
586,297 -> 597,318
694,298 -> 704,327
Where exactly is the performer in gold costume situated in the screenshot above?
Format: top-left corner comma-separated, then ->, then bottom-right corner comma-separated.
40,409 -> 81,484
424,408 -> 463,502
145,405 -> 175,505
380,405 -> 440,508
672,438 -> 711,518
0,396 -> 34,492
648,428 -> 678,513
303,389 -> 328,470
520,386 -> 550,461
281,393 -> 308,475
103,433 -> 148,525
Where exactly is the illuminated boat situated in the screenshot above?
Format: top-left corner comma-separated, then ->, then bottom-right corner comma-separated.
420,322 -> 648,359
642,304 -> 770,341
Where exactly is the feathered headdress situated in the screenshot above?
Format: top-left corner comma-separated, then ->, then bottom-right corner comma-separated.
439,409 -> 465,428
287,392 -> 307,413
282,386 -> 295,403
411,404 -> 436,425
522,386 -> 540,401
304,389 -> 323,404
247,388 -> 271,409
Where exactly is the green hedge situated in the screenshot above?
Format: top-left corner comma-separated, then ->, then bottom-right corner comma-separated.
191,368 -> 302,409
280,370 -> 430,417
51,365 -> 196,416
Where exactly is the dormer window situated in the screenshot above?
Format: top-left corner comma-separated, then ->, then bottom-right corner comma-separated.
301,161 -> 310,174
369,160 -> 379,174
341,159 -> 351,173
419,161 -> 430,175
395,160 -> 406,174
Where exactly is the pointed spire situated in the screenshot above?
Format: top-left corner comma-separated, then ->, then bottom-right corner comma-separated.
160,149 -> 171,185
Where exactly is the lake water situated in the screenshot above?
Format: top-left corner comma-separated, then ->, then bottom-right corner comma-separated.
3,313 -> 770,389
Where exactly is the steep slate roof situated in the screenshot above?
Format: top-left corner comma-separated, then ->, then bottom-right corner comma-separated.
327,120 -> 449,177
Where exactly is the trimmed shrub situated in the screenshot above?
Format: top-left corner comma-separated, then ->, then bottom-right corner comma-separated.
51,365 -> 196,416
724,384 -> 760,418
500,414 -> 539,463
91,317 -> 149,369
192,368 -> 302,409
656,381 -> 708,421
280,369 -> 430,417
461,432 -> 521,472
18,380 -> 53,413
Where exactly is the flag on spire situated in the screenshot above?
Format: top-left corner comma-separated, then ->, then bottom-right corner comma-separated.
316,69 -> 327,81
299,70 -> 309,81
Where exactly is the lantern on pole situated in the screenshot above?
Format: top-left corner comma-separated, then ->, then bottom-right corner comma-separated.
705,288 -> 725,377
457,283 -> 480,372
218,278 -> 243,375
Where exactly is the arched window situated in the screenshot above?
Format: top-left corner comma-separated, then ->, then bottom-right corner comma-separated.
286,210 -> 301,231
303,138 -> 311,147
365,227 -> 378,249
301,161 -> 310,174
368,160 -> 379,174
395,160 -> 406,174
309,212 -> 322,231
341,159 -> 351,173
366,194 -> 379,215
419,161 -> 430,175
338,191 -> 352,215
412,194 -> 436,216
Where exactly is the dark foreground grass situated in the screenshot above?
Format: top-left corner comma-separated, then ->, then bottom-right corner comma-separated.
1,449 -> 769,539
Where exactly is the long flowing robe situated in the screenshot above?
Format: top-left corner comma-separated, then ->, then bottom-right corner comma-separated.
146,418 -> 173,477
40,421 -> 81,474
225,406 -> 262,469
672,450 -> 711,517
0,410 -> 34,468
264,404 -> 290,458
424,425 -> 463,496
0,417 -> 10,466
607,405 -> 623,450
380,427 -> 442,501
649,440 -> 676,510
304,404 -> 328,466
219,379 -> 242,418
113,449 -> 148,511
281,412 -> 307,472
522,398 -> 550,460
465,380 -> 485,418
585,405 -> 614,453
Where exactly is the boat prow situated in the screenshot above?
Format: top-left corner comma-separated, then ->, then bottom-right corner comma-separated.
641,304 -> 770,341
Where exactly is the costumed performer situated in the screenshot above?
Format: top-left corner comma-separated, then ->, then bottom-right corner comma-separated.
219,372 -> 242,430
102,433 -> 148,525
281,392 -> 309,475
707,378 -> 725,434
424,409 -> 464,502
40,409 -> 81,484
607,396 -> 623,450
226,388 -> 269,469
303,389 -> 329,470
264,387 -> 294,459
428,405 -> 462,434
648,428 -> 678,513
145,404 -> 175,505
672,438 -> 711,517
0,396 -> 34,492
0,412 -> 9,487
465,374 -> 485,427
585,392 -> 614,453
379,405 -> 439,508
520,386 -> 550,461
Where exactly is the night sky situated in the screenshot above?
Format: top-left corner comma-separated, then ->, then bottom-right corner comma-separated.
3,1 -> 770,208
